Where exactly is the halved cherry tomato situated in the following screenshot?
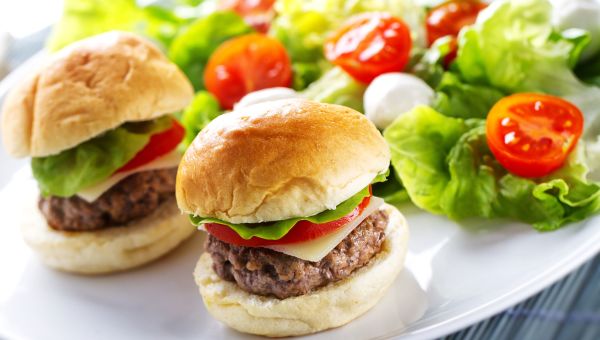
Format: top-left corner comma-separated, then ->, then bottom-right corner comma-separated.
218,0 -> 276,33
204,33 -> 292,110
205,192 -> 372,247
426,0 -> 487,46
116,119 -> 185,173
325,13 -> 412,84
486,93 -> 584,178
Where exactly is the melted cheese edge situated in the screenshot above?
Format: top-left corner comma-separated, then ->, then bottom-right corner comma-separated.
76,150 -> 181,202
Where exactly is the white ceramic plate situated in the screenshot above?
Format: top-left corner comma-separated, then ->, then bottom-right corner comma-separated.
1,58 -> 599,340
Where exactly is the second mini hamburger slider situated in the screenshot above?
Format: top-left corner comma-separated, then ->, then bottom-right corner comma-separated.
1,31 -> 195,274
176,99 -> 409,336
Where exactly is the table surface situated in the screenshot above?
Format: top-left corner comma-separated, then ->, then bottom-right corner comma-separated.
2,29 -> 599,340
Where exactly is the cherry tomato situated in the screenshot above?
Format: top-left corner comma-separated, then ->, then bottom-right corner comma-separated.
205,192 -> 372,247
204,33 -> 292,110
486,93 -> 584,178
218,0 -> 276,33
426,0 -> 487,46
115,119 -> 185,173
325,13 -> 412,84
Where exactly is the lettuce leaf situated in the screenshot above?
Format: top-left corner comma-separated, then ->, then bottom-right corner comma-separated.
372,167 -> 409,205
47,0 -> 192,51
47,0 -> 142,51
168,11 -> 253,90
181,91 -> 222,146
432,72 -> 505,119
384,106 -> 600,230
31,117 -> 173,198
191,185 -> 372,240
456,0 -> 583,93
455,0 -> 600,140
302,67 -> 367,112
409,36 -> 455,88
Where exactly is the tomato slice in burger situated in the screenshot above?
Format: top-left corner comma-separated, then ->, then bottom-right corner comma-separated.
325,12 -> 412,84
204,193 -> 372,247
115,119 -> 185,173
486,93 -> 584,178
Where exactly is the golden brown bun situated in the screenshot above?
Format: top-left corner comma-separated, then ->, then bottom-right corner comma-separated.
18,187 -> 195,274
177,99 -> 390,223
194,204 -> 409,337
1,31 -> 193,158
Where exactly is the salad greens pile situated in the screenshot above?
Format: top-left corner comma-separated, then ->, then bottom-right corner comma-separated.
384,106 -> 600,230
382,0 -> 600,230
46,0 -> 600,231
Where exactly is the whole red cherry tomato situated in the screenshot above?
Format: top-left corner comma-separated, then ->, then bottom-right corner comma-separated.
325,13 -> 412,84
204,33 -> 292,109
426,0 -> 487,46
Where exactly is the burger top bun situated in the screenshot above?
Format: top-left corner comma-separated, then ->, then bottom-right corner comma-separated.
176,99 -> 390,224
1,31 -> 193,158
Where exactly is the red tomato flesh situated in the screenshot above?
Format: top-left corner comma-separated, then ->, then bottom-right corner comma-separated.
325,13 -> 412,84
115,119 -> 185,173
486,93 -> 584,178
426,0 -> 487,46
218,0 -> 276,33
204,33 -> 292,110
205,193 -> 372,247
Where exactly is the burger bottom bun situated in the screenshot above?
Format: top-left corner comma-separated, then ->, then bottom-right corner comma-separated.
19,190 -> 195,274
193,203 -> 409,337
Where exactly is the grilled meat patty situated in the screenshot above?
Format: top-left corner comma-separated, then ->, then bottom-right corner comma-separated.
206,210 -> 388,299
39,168 -> 176,231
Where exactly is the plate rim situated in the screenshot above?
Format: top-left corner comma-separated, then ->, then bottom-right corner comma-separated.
396,217 -> 600,339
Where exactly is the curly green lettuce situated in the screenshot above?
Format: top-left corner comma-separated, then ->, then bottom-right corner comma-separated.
302,67 -> 367,112
181,91 -> 222,146
47,0 -> 191,51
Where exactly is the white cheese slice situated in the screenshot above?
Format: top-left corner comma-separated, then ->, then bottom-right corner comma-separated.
264,196 -> 385,262
76,149 -> 182,203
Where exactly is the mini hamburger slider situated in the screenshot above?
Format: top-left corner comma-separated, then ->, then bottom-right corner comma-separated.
1,31 -> 195,274
176,99 -> 409,336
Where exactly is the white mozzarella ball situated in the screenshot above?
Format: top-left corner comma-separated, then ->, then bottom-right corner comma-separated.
234,87 -> 303,110
364,73 -> 434,130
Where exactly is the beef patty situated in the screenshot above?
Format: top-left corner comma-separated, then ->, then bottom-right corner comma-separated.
39,168 -> 177,231
206,210 -> 388,299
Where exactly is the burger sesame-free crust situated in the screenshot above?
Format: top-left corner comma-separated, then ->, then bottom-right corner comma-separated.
1,31 -> 193,158
177,99 -> 390,224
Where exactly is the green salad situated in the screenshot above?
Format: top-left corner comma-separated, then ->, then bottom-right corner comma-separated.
47,0 -> 600,232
